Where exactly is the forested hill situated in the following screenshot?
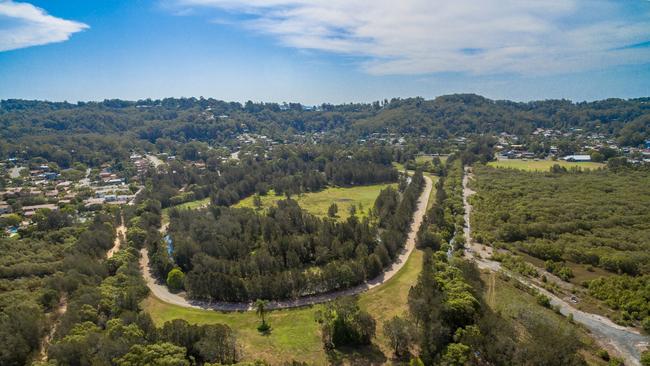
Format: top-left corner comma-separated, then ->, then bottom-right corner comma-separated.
1,94 -> 649,159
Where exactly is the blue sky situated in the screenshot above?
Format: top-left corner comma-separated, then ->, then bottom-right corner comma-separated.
0,0 -> 649,104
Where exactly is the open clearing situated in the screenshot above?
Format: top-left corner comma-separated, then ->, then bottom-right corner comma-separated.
142,246 -> 425,365
488,159 -> 605,171
234,183 -> 395,221
161,197 -> 210,224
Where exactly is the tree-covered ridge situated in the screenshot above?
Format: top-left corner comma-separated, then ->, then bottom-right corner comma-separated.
2,94 -> 649,167
150,171 -> 425,301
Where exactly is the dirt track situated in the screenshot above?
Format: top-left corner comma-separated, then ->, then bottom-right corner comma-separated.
140,175 -> 432,311
107,217 -> 126,259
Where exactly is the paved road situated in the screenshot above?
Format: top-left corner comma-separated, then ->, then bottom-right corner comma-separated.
462,167 -> 648,366
140,175 -> 433,311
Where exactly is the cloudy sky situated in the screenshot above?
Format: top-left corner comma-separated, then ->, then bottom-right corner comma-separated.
0,0 -> 649,103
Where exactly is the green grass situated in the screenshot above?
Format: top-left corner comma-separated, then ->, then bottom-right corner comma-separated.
488,159 -> 605,171
234,183 -> 395,221
358,248 -> 424,357
143,296 -> 326,365
161,197 -> 211,224
415,155 -> 433,164
143,246 -> 425,365
423,173 -> 439,210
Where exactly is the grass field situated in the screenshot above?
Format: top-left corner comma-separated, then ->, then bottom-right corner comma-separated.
488,159 -> 605,171
424,173 -> 439,210
143,245 -> 425,364
234,183 -> 395,221
161,197 -> 211,224
415,154 -> 448,165
143,296 -> 326,364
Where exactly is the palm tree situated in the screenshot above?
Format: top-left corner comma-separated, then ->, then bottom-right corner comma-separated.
255,299 -> 269,327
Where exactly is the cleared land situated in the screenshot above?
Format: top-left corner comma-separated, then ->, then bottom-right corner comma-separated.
161,197 -> 210,224
488,159 -> 605,171
143,245 -> 425,365
234,183 -> 395,221
415,154 -> 448,164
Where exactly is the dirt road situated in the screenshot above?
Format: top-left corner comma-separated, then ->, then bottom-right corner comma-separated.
107,217 -> 126,259
140,175 -> 432,311
37,297 -> 67,362
462,167 -> 648,366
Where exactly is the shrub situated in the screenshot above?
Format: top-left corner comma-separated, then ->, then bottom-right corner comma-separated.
536,294 -> 551,308
596,349 -> 609,361
166,268 -> 185,292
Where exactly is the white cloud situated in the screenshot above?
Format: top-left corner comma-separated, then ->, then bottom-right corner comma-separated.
0,1 -> 88,52
173,0 -> 650,75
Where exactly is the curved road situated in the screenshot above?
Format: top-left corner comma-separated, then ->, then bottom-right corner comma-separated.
462,167 -> 648,366
140,175 -> 432,311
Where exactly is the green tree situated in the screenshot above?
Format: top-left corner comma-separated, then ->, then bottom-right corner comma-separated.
642,316 -> 650,334
0,213 -> 21,229
383,316 -> 415,359
328,203 -> 338,218
640,351 -> 650,366
166,268 -> 185,292
115,342 -> 189,366
441,343 -> 470,366
253,194 -> 263,209
255,299 -> 270,331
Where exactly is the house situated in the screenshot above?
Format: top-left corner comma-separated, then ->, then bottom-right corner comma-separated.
562,155 -> 592,162
0,203 -> 11,214
22,204 -> 59,217
84,197 -> 105,207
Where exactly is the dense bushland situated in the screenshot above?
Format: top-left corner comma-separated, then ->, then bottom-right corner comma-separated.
150,171 -> 425,301
471,165 -> 650,323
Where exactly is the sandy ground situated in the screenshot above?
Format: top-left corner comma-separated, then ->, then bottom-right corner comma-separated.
107,217 -> 126,259
140,175 -> 433,311
146,154 -> 164,168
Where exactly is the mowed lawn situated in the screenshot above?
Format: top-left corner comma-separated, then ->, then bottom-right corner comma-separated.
161,197 -> 211,224
488,159 -> 605,171
415,154 -> 448,165
143,296 -> 327,365
234,183 -> 396,221
142,247 -> 425,365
